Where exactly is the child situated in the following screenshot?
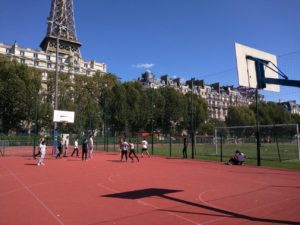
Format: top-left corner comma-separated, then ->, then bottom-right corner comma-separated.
37,140 -> 46,166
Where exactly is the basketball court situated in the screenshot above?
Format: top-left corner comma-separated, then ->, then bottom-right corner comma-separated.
1,151 -> 300,225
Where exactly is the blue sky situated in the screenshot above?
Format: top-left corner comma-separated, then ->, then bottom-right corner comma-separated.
0,0 -> 299,102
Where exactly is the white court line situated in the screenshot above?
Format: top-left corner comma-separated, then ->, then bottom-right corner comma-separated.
97,181 -> 200,225
108,174 -> 120,182
197,189 -> 300,225
0,187 -> 26,197
2,165 -> 65,225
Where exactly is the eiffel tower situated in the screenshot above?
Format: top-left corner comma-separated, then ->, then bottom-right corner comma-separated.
40,0 -> 81,59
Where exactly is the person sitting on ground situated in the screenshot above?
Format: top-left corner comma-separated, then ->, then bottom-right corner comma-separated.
237,151 -> 246,165
227,150 -> 245,165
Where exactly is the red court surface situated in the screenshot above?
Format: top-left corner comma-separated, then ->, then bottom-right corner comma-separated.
1,151 -> 300,225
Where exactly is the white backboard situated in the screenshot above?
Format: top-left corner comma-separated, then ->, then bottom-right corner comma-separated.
53,110 -> 75,123
235,43 -> 280,92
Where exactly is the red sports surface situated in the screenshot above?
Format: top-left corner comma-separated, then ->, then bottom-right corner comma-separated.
1,150 -> 300,225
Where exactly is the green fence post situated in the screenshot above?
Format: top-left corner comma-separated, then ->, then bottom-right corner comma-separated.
169,134 -> 172,157
220,134 -> 223,162
113,134 -> 116,151
33,90 -> 39,158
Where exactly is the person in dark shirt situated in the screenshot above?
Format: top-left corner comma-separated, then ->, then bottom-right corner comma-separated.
82,138 -> 88,161
56,138 -> 63,159
182,137 -> 188,159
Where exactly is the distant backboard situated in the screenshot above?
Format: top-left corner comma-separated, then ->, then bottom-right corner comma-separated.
235,43 -> 280,92
53,110 -> 75,123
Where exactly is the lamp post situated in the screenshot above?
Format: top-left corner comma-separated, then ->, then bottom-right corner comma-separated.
103,84 -> 108,152
49,20 -> 66,157
33,88 -> 39,158
191,78 -> 195,159
151,88 -> 154,155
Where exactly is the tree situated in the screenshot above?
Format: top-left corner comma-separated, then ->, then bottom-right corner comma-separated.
226,106 -> 256,127
249,101 -> 292,125
0,57 -> 41,134
159,87 -> 185,133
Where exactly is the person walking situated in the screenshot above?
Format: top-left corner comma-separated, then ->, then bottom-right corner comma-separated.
37,140 -> 47,166
141,138 -> 150,158
128,140 -> 139,162
71,138 -> 79,157
82,138 -> 88,161
34,137 -> 44,159
120,139 -> 129,162
182,137 -> 188,159
88,134 -> 94,159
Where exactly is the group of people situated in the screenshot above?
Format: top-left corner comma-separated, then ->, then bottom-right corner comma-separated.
35,135 -> 94,166
55,135 -> 69,158
119,138 -> 151,162
35,135 -> 246,166
35,135 -> 152,165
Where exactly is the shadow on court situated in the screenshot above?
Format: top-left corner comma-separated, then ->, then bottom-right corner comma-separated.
103,188 -> 300,225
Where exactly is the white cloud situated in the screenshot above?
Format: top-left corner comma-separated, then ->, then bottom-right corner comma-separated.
132,63 -> 155,69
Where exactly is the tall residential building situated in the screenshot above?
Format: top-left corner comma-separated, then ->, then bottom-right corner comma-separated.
279,100 -> 300,115
138,71 -> 258,121
0,0 -> 106,80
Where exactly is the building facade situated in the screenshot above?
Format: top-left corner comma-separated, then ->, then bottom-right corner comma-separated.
0,42 -> 106,80
138,71 -> 257,121
279,100 -> 300,115
0,0 -> 106,81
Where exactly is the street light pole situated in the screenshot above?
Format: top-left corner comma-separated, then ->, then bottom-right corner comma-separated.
151,88 -> 154,155
53,22 -> 61,158
191,78 -> 195,159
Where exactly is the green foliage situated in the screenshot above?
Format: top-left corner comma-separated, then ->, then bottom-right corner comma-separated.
249,101 -> 292,125
3,57 -> 296,139
226,106 -> 256,127
0,56 -> 41,134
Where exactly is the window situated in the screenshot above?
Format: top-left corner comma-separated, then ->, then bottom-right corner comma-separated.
84,63 -> 88,68
34,61 -> 39,66
6,48 -> 11,54
74,67 -> 80,72
20,51 -> 25,56
33,53 -> 38,58
47,63 -> 52,68
46,55 -> 51,60
20,59 -> 25,64
60,65 -> 64,71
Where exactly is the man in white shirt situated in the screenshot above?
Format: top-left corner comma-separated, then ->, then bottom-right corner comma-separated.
141,138 -> 150,158
88,135 -> 94,158
121,139 -> 129,162
71,138 -> 79,157
37,140 -> 46,166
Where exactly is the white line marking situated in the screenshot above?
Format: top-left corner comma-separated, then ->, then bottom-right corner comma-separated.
3,165 -> 65,225
98,181 -> 199,224
197,189 -> 300,225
